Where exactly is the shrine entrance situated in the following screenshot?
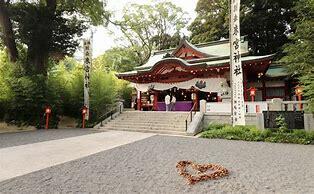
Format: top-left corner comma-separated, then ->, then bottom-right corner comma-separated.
136,87 -> 220,112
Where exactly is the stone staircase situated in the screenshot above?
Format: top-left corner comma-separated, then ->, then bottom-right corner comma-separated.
99,111 -> 189,135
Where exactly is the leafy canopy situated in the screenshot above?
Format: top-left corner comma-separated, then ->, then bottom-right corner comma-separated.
1,0 -> 108,74
280,0 -> 314,112
115,1 -> 189,64
189,0 -> 296,55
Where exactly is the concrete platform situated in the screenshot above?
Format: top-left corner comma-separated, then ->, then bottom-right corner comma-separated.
0,130 -> 154,182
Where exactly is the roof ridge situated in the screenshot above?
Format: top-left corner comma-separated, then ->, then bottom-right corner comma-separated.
152,36 -> 248,54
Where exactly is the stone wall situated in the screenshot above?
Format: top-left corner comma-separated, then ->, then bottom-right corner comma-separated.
202,113 -> 258,128
199,99 -> 313,131
203,112 -> 314,131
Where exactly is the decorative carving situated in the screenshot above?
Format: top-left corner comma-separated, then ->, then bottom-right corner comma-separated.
195,80 -> 206,89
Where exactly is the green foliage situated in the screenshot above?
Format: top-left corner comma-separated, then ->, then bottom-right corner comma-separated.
280,0 -> 314,112
189,0 -> 296,55
60,0 -> 109,26
90,71 -> 117,122
5,74 -> 60,128
188,0 -> 229,43
1,0 -> 108,74
275,114 -> 288,133
10,2 -> 87,74
201,123 -> 314,145
93,47 -> 140,72
300,73 -> 314,112
48,57 -> 84,118
115,79 -> 133,108
116,1 -> 189,64
0,53 -> 128,128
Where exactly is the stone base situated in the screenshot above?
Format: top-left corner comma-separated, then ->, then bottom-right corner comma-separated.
304,113 -> 314,131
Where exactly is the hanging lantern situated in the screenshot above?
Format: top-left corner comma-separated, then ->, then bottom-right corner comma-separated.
295,85 -> 303,110
248,87 -> 257,102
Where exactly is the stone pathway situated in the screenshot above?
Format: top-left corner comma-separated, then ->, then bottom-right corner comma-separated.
1,131 -> 314,193
0,130 -> 154,182
0,128 -> 100,148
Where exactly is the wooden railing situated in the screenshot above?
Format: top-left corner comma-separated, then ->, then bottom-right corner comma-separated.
279,101 -> 308,111
205,100 -> 309,113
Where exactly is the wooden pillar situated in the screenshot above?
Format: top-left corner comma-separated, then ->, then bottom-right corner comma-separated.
153,91 -> 158,111
243,81 -> 248,101
243,69 -> 248,101
137,90 -> 142,111
284,81 -> 289,100
195,91 -> 199,110
262,80 -> 266,101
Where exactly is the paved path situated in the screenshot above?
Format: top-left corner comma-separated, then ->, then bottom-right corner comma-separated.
0,130 -> 154,182
0,128 -> 100,148
1,134 -> 314,193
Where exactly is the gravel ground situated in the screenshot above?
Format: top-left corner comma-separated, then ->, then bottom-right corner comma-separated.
0,135 -> 314,193
0,128 -> 100,148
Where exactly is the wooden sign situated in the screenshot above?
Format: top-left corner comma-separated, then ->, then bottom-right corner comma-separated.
83,39 -> 92,120
230,0 -> 245,125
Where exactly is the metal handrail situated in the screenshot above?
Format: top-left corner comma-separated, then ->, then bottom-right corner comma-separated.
185,102 -> 197,131
99,103 -> 123,127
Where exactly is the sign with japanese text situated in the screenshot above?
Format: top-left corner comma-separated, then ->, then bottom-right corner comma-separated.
83,39 -> 92,120
230,0 -> 245,125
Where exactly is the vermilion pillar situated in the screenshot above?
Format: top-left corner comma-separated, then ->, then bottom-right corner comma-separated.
153,92 -> 158,111
195,91 -> 199,110
137,90 -> 142,111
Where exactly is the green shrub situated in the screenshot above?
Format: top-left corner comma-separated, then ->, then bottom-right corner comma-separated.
205,123 -> 227,131
201,124 -> 314,145
0,53 -> 124,128
275,114 -> 288,133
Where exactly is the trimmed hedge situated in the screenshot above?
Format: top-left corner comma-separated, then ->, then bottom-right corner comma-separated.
201,124 -> 314,145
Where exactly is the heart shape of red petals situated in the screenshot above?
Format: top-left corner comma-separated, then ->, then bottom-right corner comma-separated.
176,161 -> 229,185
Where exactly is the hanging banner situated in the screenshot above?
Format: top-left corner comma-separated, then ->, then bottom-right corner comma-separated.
230,0 -> 245,125
83,39 -> 92,120
130,78 -> 230,93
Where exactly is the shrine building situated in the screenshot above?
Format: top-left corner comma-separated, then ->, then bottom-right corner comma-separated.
116,37 -> 295,111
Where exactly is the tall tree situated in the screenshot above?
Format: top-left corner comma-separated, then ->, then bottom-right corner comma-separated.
189,0 -> 296,55
114,1 -> 189,65
93,47 -> 141,73
188,0 -> 229,43
0,0 -> 18,62
0,0 -> 107,74
280,0 -> 314,111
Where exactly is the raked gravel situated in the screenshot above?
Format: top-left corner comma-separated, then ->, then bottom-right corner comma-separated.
0,135 -> 314,193
0,128 -> 100,148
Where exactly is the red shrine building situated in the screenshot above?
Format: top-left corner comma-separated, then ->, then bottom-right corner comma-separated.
117,37 -> 294,111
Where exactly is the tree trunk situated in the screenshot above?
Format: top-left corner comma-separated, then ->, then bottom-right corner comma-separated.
0,0 -> 18,62
27,0 -> 57,75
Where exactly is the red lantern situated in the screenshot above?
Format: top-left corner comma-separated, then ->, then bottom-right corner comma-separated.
45,106 -> 51,129
82,106 -> 88,128
295,85 -> 303,110
295,85 -> 302,96
248,87 -> 257,102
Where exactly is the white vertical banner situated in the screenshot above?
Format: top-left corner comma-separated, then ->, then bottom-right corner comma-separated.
230,0 -> 245,125
83,39 -> 92,120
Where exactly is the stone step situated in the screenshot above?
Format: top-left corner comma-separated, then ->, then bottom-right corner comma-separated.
100,127 -> 187,136
121,112 -> 188,117
104,123 -> 185,131
100,111 -> 190,135
107,121 -> 186,128
115,118 -> 187,123
118,114 -> 188,118
124,111 -> 188,114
